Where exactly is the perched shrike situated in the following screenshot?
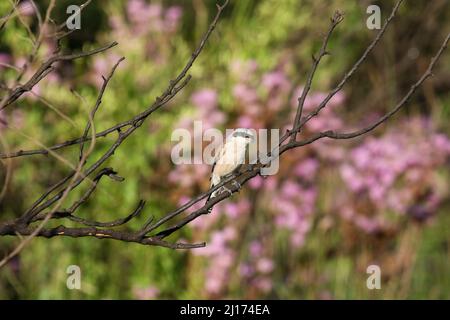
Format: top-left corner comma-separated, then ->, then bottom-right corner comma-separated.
206,128 -> 255,211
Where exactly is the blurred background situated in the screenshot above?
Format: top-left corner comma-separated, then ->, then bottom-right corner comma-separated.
0,0 -> 449,299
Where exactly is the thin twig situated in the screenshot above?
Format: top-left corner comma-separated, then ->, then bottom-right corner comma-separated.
0,41 -> 118,111
290,10 -> 344,142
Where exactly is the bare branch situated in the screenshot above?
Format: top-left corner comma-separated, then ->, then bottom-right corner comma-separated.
152,27 -> 450,242
1,0 -> 448,253
0,1 -> 19,31
284,32 -> 450,150
0,0 -> 229,255
281,0 -> 404,146
79,57 -> 125,161
0,0 -> 230,159
290,10 -> 344,142
0,41 -> 118,111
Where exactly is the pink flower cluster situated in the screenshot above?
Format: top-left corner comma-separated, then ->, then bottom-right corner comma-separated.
183,198 -> 252,295
231,61 -> 291,129
90,1 -> 183,87
239,240 -> 275,295
168,89 -> 225,190
288,87 -> 346,162
248,172 -> 318,249
339,117 -> 450,232
17,1 -> 35,16
0,109 -> 25,131
193,226 -> 237,295
166,60 -> 338,296
167,58 -> 450,297
126,0 -> 182,34
273,179 -> 316,247
190,89 -> 226,130
0,53 -> 11,70
0,35 -> 59,100
289,87 -> 345,133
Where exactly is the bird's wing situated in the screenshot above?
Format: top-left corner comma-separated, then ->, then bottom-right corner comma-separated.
209,141 -> 228,181
209,144 -> 220,180
209,162 -> 215,181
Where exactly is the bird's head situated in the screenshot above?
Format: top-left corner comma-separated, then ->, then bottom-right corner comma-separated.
231,128 -> 256,144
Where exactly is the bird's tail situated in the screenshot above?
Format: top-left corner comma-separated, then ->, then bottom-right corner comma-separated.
206,174 -> 221,213
205,187 -> 218,213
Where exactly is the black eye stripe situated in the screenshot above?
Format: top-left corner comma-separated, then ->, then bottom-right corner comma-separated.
233,131 -> 253,138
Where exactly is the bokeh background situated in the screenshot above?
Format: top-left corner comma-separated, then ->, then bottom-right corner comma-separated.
0,0 -> 449,299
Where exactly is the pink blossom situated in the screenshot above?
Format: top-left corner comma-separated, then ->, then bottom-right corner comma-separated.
15,57 -> 27,69
354,216 -> 379,234
351,148 -> 371,169
18,1 -> 35,16
237,199 -> 251,214
224,202 -> 240,218
328,91 -> 345,107
191,89 -> 218,110
216,251 -> 235,269
230,60 -> 258,81
340,207 -> 355,220
11,109 -> 25,129
165,6 -> 183,32
223,201 -> 250,219
205,277 -> 222,294
147,4 -> 163,19
304,92 -> 327,110
245,103 -> 262,117
239,263 -> 254,278
281,181 -> 301,198
201,110 -> 225,129
294,158 -> 319,181
248,175 -> 264,189
340,165 -> 364,192
249,241 -> 263,257
338,116 -> 449,233
195,229 -> 234,256
305,112 -> 343,132
222,226 -> 237,241
190,208 -> 219,229
176,194 -> 205,215
0,53 -> 11,69
264,176 -> 277,191
109,15 -> 123,30
256,258 -> 274,274
262,71 -> 290,92
237,115 -> 254,129
253,277 -> 272,293
433,134 -> 450,154
290,232 -> 305,248
127,1 -> 164,33
232,84 -> 258,104
133,286 -> 160,300
369,184 -> 385,203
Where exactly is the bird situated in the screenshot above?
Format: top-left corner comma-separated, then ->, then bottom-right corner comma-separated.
205,128 -> 255,211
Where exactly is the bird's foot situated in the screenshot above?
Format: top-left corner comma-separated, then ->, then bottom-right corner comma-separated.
221,186 -> 233,196
231,180 -> 241,191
